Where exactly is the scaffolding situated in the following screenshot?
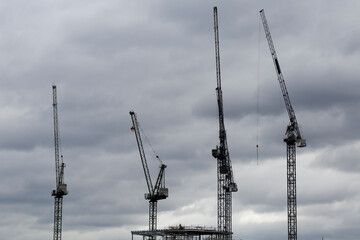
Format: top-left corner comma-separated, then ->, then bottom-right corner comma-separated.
131,225 -> 230,240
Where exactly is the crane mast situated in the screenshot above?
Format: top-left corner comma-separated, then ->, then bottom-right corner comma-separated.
259,9 -> 306,240
130,111 -> 168,232
51,85 -> 68,240
212,7 -> 238,239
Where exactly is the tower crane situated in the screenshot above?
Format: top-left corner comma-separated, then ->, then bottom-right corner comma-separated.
212,7 -> 238,240
51,85 -> 68,240
259,9 -> 306,240
129,111 -> 168,232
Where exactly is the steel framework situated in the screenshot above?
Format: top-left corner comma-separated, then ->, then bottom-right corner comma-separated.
51,85 -> 68,240
132,225 -> 228,240
149,201 -> 157,231
287,142 -> 297,239
53,197 -> 63,240
130,111 -> 168,232
259,9 -> 306,240
212,7 -> 238,239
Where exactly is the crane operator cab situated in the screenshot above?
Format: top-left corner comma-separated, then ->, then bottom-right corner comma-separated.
297,138 -> 306,148
52,183 -> 68,197
212,147 -> 230,174
144,187 -> 168,201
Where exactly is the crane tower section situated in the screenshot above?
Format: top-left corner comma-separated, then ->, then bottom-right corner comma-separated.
212,7 -> 238,240
51,85 -> 68,240
259,9 -> 306,240
130,111 -> 168,232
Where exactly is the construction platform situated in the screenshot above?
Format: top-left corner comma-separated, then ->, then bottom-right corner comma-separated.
131,225 -> 230,240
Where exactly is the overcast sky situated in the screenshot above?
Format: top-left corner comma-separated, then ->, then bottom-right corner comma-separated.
0,1 -> 359,240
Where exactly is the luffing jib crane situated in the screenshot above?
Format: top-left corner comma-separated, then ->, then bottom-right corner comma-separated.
51,85 -> 68,240
259,9 -> 306,240
212,7 -> 238,240
129,111 -> 168,232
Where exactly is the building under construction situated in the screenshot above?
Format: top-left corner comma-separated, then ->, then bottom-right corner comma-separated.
131,226 -> 229,240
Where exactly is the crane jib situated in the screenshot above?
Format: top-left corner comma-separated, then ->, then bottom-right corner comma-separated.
260,9 -> 306,146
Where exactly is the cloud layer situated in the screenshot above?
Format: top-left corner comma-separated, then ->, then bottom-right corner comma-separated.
0,1 -> 359,240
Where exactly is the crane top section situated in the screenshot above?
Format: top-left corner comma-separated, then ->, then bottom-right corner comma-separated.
213,6 -> 226,145
130,111 -> 168,201
212,6 -> 237,192
52,85 -> 68,198
259,9 -> 306,148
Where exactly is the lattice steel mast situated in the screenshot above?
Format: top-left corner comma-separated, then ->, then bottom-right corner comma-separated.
51,85 -> 68,240
212,7 -> 238,240
259,9 -> 306,240
130,111 -> 168,232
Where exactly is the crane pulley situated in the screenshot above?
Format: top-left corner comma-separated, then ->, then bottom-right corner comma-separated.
129,111 -> 168,231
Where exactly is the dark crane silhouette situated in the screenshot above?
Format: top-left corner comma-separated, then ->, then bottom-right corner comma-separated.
130,111 -> 168,232
260,9 -> 306,240
212,7 -> 238,240
51,85 -> 68,240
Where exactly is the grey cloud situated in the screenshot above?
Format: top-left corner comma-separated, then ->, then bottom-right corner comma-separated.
0,1 -> 359,240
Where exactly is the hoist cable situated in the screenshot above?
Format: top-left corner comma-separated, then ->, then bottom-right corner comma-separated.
256,14 -> 262,166
138,123 -> 163,165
